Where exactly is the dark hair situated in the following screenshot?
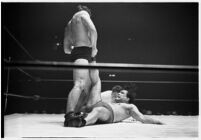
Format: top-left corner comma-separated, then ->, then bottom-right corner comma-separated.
123,83 -> 137,104
112,85 -> 123,93
77,5 -> 92,17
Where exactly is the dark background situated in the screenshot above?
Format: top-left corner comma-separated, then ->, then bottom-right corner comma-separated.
2,3 -> 198,115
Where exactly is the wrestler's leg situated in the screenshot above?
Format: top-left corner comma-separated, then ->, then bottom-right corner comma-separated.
74,80 -> 91,112
86,61 -> 102,107
85,107 -> 110,126
66,59 -> 91,113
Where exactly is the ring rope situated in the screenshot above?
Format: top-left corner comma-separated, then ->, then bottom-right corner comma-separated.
4,93 -> 66,100
5,60 -> 198,72
135,99 -> 198,102
16,67 -> 36,80
4,93 -> 34,99
4,93 -> 198,102
35,78 -> 197,84
5,57 -> 11,112
4,58 -> 36,80
3,26 -> 35,60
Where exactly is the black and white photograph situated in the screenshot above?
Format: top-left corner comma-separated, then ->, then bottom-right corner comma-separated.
1,1 -> 199,139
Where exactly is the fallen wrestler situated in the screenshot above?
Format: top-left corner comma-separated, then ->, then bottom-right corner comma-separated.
68,85 -> 164,127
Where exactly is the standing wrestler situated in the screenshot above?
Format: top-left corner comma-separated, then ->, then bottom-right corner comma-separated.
63,5 -> 101,126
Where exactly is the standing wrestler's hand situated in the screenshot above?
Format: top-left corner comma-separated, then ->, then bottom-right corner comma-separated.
92,48 -> 98,58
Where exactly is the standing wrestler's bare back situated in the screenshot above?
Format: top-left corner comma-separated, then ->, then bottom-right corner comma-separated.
64,11 -> 97,56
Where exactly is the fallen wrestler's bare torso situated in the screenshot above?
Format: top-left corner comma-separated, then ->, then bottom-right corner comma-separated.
108,103 -> 132,122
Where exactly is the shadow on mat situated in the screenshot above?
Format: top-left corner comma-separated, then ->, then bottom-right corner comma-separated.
38,120 -> 138,127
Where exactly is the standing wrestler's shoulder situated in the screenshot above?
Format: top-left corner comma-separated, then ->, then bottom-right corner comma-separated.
74,11 -> 89,18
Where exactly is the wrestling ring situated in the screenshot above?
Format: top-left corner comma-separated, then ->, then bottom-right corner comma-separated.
3,60 -> 199,138
3,26 -> 199,139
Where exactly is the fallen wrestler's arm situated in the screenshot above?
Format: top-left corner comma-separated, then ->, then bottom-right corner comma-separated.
128,104 -> 164,125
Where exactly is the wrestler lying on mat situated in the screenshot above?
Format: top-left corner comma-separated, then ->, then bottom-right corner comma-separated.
66,84 -> 164,127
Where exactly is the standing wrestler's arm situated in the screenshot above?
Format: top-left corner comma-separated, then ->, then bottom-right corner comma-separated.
81,14 -> 98,57
128,104 -> 164,125
63,22 -> 73,54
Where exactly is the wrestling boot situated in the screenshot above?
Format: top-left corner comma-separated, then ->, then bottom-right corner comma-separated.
68,112 -> 87,127
69,115 -> 86,127
64,111 -> 76,127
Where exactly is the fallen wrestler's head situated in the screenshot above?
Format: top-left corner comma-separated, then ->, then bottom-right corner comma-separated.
112,83 -> 137,104
111,85 -> 123,99
112,85 -> 123,93
77,5 -> 92,17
